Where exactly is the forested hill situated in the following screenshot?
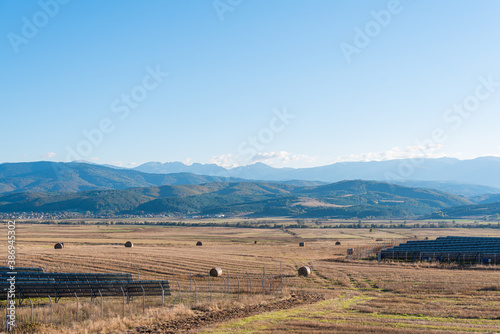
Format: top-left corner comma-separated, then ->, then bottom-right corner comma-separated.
0,161 -> 245,194
0,179 -> 471,219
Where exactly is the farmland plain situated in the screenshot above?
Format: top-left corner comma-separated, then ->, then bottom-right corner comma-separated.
2,222 -> 500,333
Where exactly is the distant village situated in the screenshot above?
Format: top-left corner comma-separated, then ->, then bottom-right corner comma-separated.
0,211 -> 226,220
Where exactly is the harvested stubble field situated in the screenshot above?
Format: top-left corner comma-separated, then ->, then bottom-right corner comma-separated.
2,223 -> 500,333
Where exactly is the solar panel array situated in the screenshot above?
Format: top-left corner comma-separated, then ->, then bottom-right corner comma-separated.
380,236 -> 500,264
0,267 -> 171,302
0,267 -> 44,273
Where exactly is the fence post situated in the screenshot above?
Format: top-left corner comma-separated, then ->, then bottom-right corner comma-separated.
193,279 -> 197,304
172,281 -> 182,306
280,262 -> 283,291
209,274 -> 212,304
120,287 -> 125,318
74,293 -> 79,323
272,272 -> 276,294
262,267 -> 266,295
159,282 -> 165,307
98,290 -> 103,317
236,276 -> 240,300
262,267 -> 267,294
247,273 -> 251,294
221,277 -> 227,300
48,295 -> 53,324
269,272 -> 274,294
141,285 -> 145,315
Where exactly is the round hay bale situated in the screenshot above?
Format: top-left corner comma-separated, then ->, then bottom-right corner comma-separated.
124,241 -> 133,248
299,242 -> 305,247
196,241 -> 203,246
298,266 -> 311,277
209,267 -> 223,277
335,241 -> 341,245
54,242 -> 63,249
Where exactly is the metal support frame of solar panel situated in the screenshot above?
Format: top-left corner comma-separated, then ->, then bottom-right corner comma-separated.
380,251 -> 499,264
0,272 -> 134,282
0,280 -> 171,301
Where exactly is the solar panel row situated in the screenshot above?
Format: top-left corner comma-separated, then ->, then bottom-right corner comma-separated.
0,272 -> 134,282
0,268 -> 171,302
380,236 -> 500,264
0,280 -> 171,301
0,267 -> 44,273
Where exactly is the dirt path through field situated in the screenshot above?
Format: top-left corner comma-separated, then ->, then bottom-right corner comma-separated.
128,292 -> 325,333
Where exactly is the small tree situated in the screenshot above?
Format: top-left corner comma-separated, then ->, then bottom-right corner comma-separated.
296,219 -> 306,227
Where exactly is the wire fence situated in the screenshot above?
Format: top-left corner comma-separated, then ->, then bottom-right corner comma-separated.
345,239 -> 407,260
0,267 -> 285,331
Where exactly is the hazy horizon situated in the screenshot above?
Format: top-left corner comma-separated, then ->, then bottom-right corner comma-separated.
3,154 -> 500,171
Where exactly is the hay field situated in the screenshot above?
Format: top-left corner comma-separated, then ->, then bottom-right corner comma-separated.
2,223 -> 500,333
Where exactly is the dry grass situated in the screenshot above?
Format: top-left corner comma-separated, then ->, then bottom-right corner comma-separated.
21,303 -> 194,334
1,223 -> 499,333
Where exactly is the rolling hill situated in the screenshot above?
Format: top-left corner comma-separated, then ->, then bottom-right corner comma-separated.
440,201 -> 500,218
0,162 -> 326,195
0,180 -> 472,219
1,161 -> 498,198
0,162 -> 246,194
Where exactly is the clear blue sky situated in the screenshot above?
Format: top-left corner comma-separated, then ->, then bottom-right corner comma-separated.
1,0 -> 500,168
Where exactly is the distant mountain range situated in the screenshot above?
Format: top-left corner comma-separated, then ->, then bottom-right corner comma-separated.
388,180 -> 500,198
0,180 -> 472,219
134,157 -> 500,189
1,160 -> 499,198
1,160 -> 499,218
